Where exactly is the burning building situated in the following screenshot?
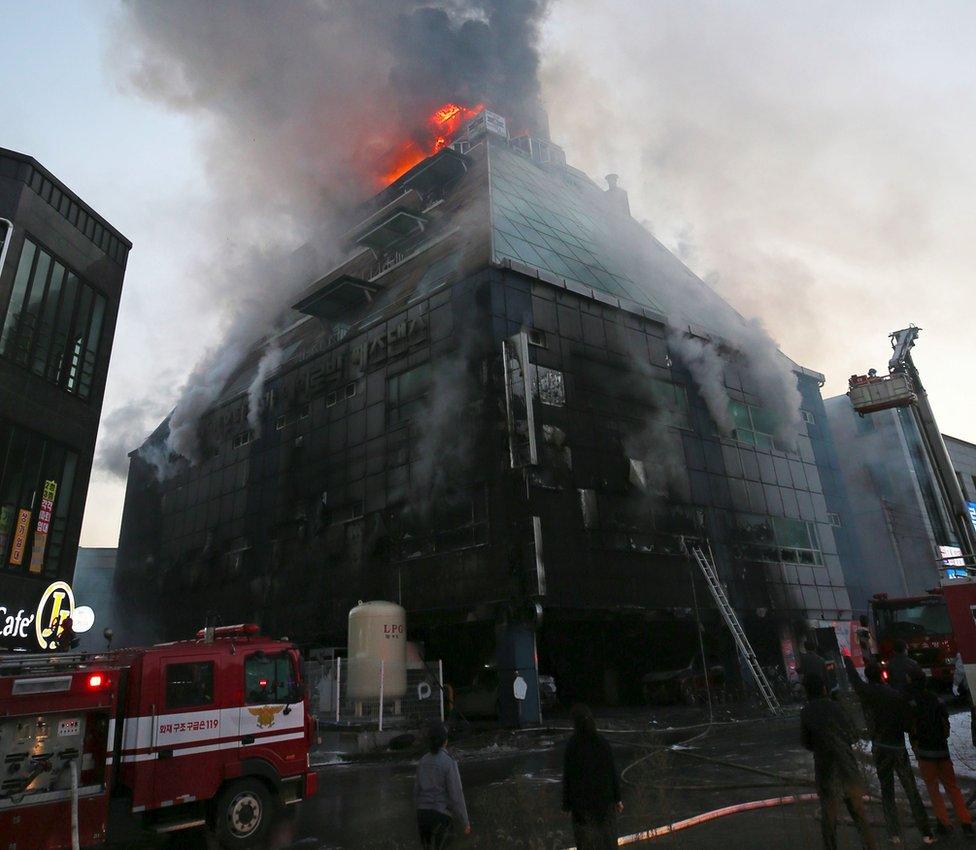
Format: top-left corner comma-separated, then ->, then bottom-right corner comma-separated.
117,107 -> 857,707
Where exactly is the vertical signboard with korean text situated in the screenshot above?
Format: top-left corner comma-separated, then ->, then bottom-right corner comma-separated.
9,509 -> 31,566
28,480 -> 57,573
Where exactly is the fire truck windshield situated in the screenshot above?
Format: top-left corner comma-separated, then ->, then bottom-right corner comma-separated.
245,651 -> 299,704
875,601 -> 952,641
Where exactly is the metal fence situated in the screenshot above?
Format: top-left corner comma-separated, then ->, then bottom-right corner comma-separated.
309,657 -> 444,730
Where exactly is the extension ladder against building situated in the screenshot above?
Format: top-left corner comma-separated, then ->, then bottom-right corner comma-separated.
686,541 -> 781,714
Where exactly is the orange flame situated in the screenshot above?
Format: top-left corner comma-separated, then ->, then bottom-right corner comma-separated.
378,102 -> 484,187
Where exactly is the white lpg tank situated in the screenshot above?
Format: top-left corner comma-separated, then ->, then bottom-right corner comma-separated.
347,600 -> 407,699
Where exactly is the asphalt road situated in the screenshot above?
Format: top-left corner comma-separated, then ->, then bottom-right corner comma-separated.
110,708 -> 976,850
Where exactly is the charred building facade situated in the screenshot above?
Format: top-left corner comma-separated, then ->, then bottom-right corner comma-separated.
0,148 -> 129,648
118,111 -> 854,703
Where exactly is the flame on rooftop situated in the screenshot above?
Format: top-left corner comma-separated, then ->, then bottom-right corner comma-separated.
378,102 -> 483,187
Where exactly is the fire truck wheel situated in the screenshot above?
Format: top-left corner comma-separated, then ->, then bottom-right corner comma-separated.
214,778 -> 274,848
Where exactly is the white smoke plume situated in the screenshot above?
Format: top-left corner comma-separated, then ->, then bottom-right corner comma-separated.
542,2 -> 976,440
610,221 -> 804,442
410,344 -> 478,513
246,344 -> 284,434
94,398 -> 172,479
667,331 -> 734,435
113,0 -> 551,471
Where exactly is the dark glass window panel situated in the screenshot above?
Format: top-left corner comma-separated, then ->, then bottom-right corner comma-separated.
13,247 -> 51,366
0,422 -> 17,565
751,407 -> 779,436
1,239 -> 37,356
387,363 -> 430,426
735,428 -> 756,446
31,261 -> 65,375
65,285 -> 93,393
47,272 -> 79,384
730,402 -> 752,431
5,431 -> 46,571
166,661 -> 215,708
78,292 -> 106,399
807,522 -> 821,550
30,170 -> 43,193
772,516 -> 812,549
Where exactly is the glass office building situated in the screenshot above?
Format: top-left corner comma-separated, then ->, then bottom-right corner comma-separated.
0,148 -> 129,642
118,113 -> 854,702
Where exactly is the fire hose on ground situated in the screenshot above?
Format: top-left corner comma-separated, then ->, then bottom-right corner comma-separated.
559,733 -> 821,848
595,718 -> 976,846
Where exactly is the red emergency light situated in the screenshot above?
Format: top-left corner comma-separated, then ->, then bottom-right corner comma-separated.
86,672 -> 109,690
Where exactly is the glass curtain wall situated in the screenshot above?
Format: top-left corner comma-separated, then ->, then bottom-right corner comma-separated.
0,419 -> 78,577
0,236 -> 107,400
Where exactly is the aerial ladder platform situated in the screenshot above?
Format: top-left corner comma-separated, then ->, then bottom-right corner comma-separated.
683,538 -> 781,714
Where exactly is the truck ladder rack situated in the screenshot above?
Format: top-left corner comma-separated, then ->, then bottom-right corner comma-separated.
684,540 -> 781,714
0,652 -> 103,676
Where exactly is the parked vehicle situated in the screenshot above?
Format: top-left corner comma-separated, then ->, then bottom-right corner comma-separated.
870,592 -> 956,688
453,666 -> 558,717
642,654 -> 726,705
0,623 -> 317,849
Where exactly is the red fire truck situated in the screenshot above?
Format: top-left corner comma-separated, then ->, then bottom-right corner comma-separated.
870,592 -> 957,687
0,623 -> 318,849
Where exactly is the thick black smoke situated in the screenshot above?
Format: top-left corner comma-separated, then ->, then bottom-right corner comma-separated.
389,2 -> 549,137
113,0 -> 550,468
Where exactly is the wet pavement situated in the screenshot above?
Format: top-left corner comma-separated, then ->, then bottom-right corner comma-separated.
108,706 -> 976,849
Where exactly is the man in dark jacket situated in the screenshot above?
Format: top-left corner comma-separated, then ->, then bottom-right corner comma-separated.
801,674 -> 878,850
562,704 -> 622,850
799,637 -> 829,686
908,671 -> 974,836
843,655 -> 933,844
887,639 -> 923,692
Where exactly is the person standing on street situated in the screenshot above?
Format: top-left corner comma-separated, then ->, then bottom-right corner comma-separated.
562,704 -> 623,850
842,655 -> 934,844
414,723 -> 470,849
908,670 -> 974,837
856,615 -> 877,664
799,637 -> 829,687
887,639 -> 923,692
801,673 -> 879,850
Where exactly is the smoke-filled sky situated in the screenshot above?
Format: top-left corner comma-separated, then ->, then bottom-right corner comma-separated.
2,1 -> 975,548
